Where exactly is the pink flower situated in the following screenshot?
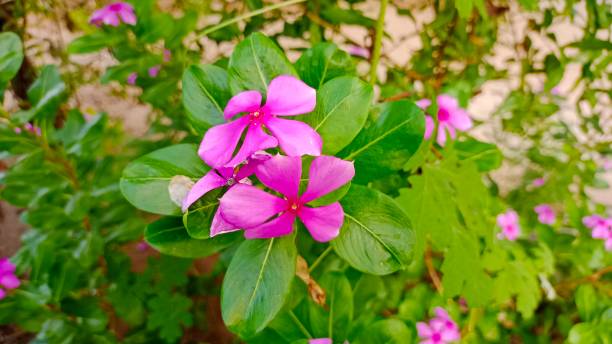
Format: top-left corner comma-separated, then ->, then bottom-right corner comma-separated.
532,177 -> 546,188
417,307 -> 460,344
0,258 -> 20,300
24,123 -> 41,136
199,75 -> 320,168
148,65 -> 161,78
127,72 -> 137,85
347,45 -> 370,59
219,155 -> 354,242
534,204 -> 556,225
417,95 -> 472,146
605,230 -> 612,251
602,159 -> 612,171
309,339 -> 332,344
163,49 -> 172,63
89,2 -> 137,27
497,209 -> 520,241
182,153 -> 270,237
583,215 -> 612,250
14,127 -> 22,134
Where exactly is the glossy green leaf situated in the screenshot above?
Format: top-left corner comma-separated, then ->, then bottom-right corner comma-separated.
182,188 -> 222,239
295,42 -> 355,88
309,272 -> 353,341
221,235 -> 297,338
120,144 -> 208,215
0,32 -> 24,87
145,217 -> 240,258
182,64 -> 231,132
228,32 -> 296,94
302,76 -> 373,155
339,100 -> 425,183
332,185 -> 415,275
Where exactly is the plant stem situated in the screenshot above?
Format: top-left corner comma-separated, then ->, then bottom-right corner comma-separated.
198,0 -> 307,36
369,0 -> 388,85
289,310 -> 312,338
309,246 -> 333,273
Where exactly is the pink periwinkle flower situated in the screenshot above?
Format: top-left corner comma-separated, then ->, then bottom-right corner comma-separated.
497,209 -> 520,241
416,95 -> 473,146
163,49 -> 172,63
199,75 -> 321,168
182,153 -> 270,237
583,215 -> 612,251
309,339 -> 332,344
532,177 -> 546,188
148,65 -> 161,78
13,127 -> 22,134
417,307 -> 460,344
89,2 -> 136,27
0,258 -> 20,300
347,45 -> 370,59
23,123 -> 41,136
127,72 -> 137,85
534,204 -> 556,225
219,155 -> 354,242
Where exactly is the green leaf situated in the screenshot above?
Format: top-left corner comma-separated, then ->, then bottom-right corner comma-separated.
24,65 -> 67,121
67,31 -> 121,54
120,144 -> 208,215
147,291 -> 193,343
0,32 -> 24,87
492,259 -> 540,318
454,139 -> 503,172
145,217 -> 240,258
182,188 -> 222,239
339,100 -> 425,183
575,285 -> 598,322
455,0 -> 474,18
354,319 -> 412,344
221,235 -> 297,338
309,272 -> 353,341
228,32 -> 296,94
332,185 -> 415,275
320,7 -> 376,28
302,76 -> 373,155
182,64 -> 231,132
295,42 -> 355,89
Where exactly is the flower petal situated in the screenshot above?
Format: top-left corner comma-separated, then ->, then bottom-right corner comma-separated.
255,155 -> 302,198
103,12 -> 120,26
308,339 -> 333,344
234,152 -> 272,180
424,115 -> 434,139
182,170 -> 226,212
416,322 -> 433,338
437,94 -> 459,110
244,212 -> 296,239
434,307 -> 450,320
0,259 -> 15,274
224,125 -> 278,167
449,108 -> 472,131
219,184 -> 286,229
416,99 -> 432,110
436,123 -> 448,146
199,117 -> 249,168
119,8 -> 137,25
224,90 -> 262,120
263,75 -> 316,116
210,208 -> 241,237
0,274 -> 20,289
265,117 -> 322,156
0,289 -> 5,300
301,156 -> 355,203
298,203 -> 344,242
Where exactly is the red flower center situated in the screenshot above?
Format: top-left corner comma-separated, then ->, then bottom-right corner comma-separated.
286,198 -> 302,214
249,109 -> 267,126
438,108 -> 450,122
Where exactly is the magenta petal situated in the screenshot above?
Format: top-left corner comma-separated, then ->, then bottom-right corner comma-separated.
416,322 -> 433,338
210,208 -> 240,237
436,123 -> 448,146
255,155 -> 302,199
244,212 -> 296,239
103,12 -> 120,26
424,115 -> 434,139
224,90 -> 262,120
182,170 -> 226,212
437,94 -> 459,110
0,259 -> 15,274
0,274 -> 20,289
119,9 -> 137,25
89,9 -> 106,24
308,339 -> 333,344
219,184 -> 286,229
199,117 -> 249,168
263,75 -> 316,116
265,117 -> 322,157
224,125 -> 278,167
298,203 -> 344,242
416,99 -> 432,110
301,156 -> 355,203
434,307 -> 450,319
449,108 -> 472,131
234,153 -> 272,180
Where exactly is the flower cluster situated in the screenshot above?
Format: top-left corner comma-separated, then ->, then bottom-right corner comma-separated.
89,2 -> 136,27
416,95 -> 473,146
417,307 -> 460,344
0,258 -> 20,300
183,75 -> 354,242
583,215 -> 612,251
534,204 -> 556,225
496,209 -> 520,241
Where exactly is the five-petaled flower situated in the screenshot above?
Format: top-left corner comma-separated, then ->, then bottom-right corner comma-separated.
417,307 -> 460,344
417,95 -> 473,146
182,153 -> 270,237
583,215 -> 612,251
89,2 -> 137,27
534,204 -> 556,225
497,209 -> 520,241
0,258 -> 20,300
218,155 -> 354,242
199,75 -> 321,168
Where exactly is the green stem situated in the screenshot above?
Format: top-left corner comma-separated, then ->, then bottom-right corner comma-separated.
289,310 -> 312,339
198,0 -> 307,36
309,246 -> 333,273
369,0 -> 388,85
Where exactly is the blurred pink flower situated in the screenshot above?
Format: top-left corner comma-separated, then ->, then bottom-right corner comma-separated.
497,209 -> 520,241
89,2 -> 137,27
24,123 -> 41,136
417,307 -> 460,344
534,204 -> 556,225
13,127 -> 22,134
532,177 -> 546,188
309,339 -> 332,344
163,49 -> 172,63
583,215 -> 612,250
219,155 -> 354,242
0,258 -> 20,300
199,75 -> 320,168
417,95 -> 473,146
148,65 -> 161,78
347,45 -> 370,59
127,72 -> 137,85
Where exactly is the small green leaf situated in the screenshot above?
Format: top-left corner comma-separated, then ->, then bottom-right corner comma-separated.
332,185 -> 415,275
67,32 -> 122,54
0,32 -> 24,87
454,139 -> 502,172
221,235 -> 297,338
228,32 -> 296,94
308,272 -> 353,341
24,65 -> 67,121
120,144 -> 208,215
182,189 -> 222,239
295,42 -> 355,88
147,291 -> 193,343
182,64 -> 231,132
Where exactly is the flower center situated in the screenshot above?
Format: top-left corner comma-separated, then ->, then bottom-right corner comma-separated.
438,108 -> 450,122
226,177 -> 236,186
286,199 -> 302,214
432,333 -> 442,342
109,3 -> 123,11
249,109 -> 267,126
